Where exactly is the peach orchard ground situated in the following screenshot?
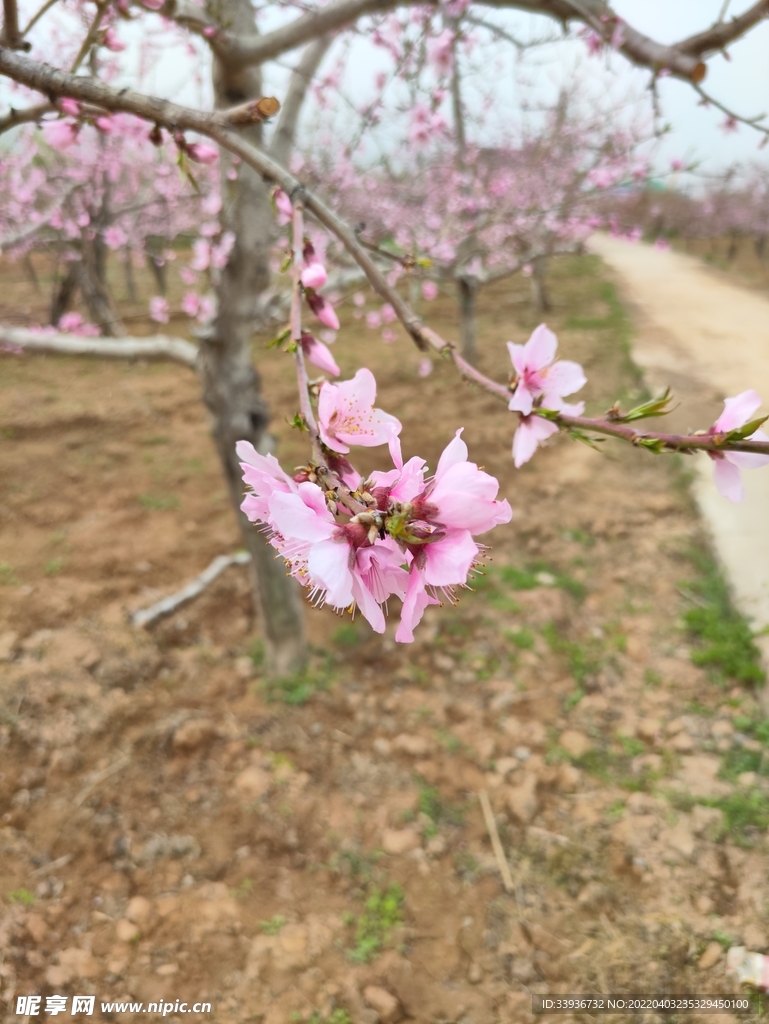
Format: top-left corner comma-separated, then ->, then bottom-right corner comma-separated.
0,254 -> 767,1023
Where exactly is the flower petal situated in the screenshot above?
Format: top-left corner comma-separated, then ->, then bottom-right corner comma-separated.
714,390 -> 763,433
541,359 -> 587,399
423,531 -> 478,587
523,323 -> 558,370
712,456 -> 744,503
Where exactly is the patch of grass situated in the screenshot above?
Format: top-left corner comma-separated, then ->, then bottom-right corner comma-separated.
680,546 -> 765,686
435,729 -> 462,755
303,1011 -> 352,1024
709,790 -> 769,844
733,716 -> 769,746
258,914 -> 286,935
417,781 -> 464,828
139,434 -> 170,446
346,883 -> 404,964
542,622 -> 604,689
644,669 -> 663,687
718,746 -> 769,782
571,742 -> 659,792
138,493 -> 180,511
329,847 -> 382,882
505,627 -> 536,650
9,888 -> 36,906
0,562 -> 18,585
249,638 -> 265,668
43,557 -> 65,576
499,566 -> 539,590
333,622 -> 362,648
712,929 -> 737,951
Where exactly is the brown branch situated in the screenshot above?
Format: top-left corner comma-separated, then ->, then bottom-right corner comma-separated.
269,35 -> 332,166
677,0 -> 769,58
0,99 -> 51,135
21,0 -> 60,35
693,82 -> 769,137
2,0 -> 29,49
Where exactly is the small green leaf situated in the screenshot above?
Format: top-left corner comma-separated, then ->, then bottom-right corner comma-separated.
289,413 -> 308,432
266,326 -> 291,350
724,415 -> 769,442
280,253 -> 293,273
619,388 -> 673,423
635,437 -> 666,454
568,428 -> 605,452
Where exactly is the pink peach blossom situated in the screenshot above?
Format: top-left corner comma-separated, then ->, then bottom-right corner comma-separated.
149,296 -> 170,323
707,390 -> 769,503
507,324 -> 586,415
307,293 -> 340,331
512,414 -> 559,467
421,280 -> 438,301
187,142 -> 218,164
317,368 -> 401,454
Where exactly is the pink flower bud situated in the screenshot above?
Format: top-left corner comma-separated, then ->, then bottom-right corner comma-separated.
274,189 -> 293,224
103,27 -> 125,51
60,98 -> 80,116
203,26 -> 217,38
95,116 -> 113,134
421,280 -> 438,301
186,142 -> 219,164
307,293 -> 340,331
301,263 -> 328,290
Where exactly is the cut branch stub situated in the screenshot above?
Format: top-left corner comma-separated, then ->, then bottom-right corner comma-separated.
227,96 -> 281,125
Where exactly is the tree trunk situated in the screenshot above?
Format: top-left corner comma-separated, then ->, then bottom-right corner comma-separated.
755,235 -> 766,262
458,276 -> 477,363
146,237 -> 168,295
23,254 -> 40,293
77,236 -> 126,336
727,233 -> 739,263
529,255 -> 551,313
123,248 -> 137,303
50,262 -> 79,326
206,0 -> 307,677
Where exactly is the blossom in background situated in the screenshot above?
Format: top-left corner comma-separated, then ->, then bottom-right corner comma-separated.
103,226 -> 127,250
149,296 -> 170,323
273,189 -> 293,225
317,368 -> 401,454
421,281 -> 438,301
181,292 -> 200,317
42,119 -> 78,149
707,390 -> 769,503
507,324 -> 586,416
59,98 -> 80,116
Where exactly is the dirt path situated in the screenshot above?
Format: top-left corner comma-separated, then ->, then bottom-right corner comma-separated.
590,235 -> 769,675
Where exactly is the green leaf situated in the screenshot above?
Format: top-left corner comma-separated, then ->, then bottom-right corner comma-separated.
568,428 -> 605,452
289,413 -> 308,432
266,326 -> 291,350
619,388 -> 673,423
635,437 -> 667,454
724,415 -> 769,442
280,253 -> 293,273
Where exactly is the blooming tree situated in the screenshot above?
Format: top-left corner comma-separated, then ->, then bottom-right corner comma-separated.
2,0 -> 769,672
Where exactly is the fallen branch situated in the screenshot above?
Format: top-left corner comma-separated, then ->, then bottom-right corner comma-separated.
478,788 -> 514,893
1,326 -> 198,368
131,551 -> 251,628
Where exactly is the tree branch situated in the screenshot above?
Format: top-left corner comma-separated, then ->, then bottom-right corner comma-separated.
2,0 -> 28,50
0,98 -> 49,135
2,326 -> 199,367
677,0 -> 769,58
270,35 -> 332,166
131,551 -> 251,627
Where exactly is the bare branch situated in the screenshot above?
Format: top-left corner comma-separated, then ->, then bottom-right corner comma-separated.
270,35 -> 332,166
0,100 -> 52,136
2,0 -> 29,50
2,326 -> 199,367
677,0 -> 769,58
21,0 -> 61,35
131,551 -> 251,628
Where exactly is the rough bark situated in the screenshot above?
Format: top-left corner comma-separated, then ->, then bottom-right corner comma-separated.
458,276 -> 477,364
77,235 -> 126,335
529,255 -> 551,313
205,0 -> 307,676
123,247 -> 137,303
50,262 -> 79,326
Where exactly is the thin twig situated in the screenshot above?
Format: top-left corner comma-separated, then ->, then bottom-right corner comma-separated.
74,755 -> 130,807
131,551 -> 251,628
478,789 -> 514,893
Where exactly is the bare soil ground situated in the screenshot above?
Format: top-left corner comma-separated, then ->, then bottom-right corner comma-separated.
1,254 -> 767,1024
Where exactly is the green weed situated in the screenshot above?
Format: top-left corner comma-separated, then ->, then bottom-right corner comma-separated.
0,562 -> 18,585
9,888 -> 35,906
680,547 -> 765,686
43,557 -> 65,576
346,883 -> 404,964
138,493 -> 180,511
505,627 -> 536,650
417,781 -> 464,828
333,622 -> 361,648
258,914 -> 286,935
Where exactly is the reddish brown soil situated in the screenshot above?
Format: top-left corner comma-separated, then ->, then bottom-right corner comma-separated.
0,255 -> 765,1023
